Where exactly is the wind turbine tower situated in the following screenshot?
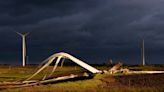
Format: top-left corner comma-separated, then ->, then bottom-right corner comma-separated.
16,32 -> 29,67
141,39 -> 145,66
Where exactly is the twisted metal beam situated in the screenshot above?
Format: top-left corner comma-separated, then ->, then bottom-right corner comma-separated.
26,52 -> 101,81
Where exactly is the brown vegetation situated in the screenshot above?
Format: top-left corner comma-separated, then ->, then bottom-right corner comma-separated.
0,65 -> 164,92
100,73 -> 164,88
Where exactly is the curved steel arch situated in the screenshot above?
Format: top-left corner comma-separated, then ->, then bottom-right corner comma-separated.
26,52 -> 101,81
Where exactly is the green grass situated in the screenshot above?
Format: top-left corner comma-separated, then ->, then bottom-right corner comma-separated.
0,65 -> 164,92
0,73 -> 30,80
124,65 -> 164,71
2,74 -> 104,92
3,74 -> 164,92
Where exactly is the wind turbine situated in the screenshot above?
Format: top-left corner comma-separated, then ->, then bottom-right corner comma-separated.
16,32 -> 29,67
141,39 -> 145,66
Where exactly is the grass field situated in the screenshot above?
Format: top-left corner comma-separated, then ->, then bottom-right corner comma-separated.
0,65 -> 164,92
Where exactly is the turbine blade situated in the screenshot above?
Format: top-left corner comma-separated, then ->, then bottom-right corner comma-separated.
25,32 -> 30,36
15,31 -> 23,36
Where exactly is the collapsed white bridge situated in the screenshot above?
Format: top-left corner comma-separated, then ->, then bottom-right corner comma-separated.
25,52 -> 164,82
26,52 -> 102,81
1,52 -> 164,88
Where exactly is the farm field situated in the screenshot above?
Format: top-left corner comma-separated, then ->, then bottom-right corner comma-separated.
0,65 -> 164,92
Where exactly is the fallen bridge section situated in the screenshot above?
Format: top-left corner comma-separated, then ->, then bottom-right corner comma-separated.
128,71 -> 164,74
0,73 -> 92,89
26,52 -> 102,81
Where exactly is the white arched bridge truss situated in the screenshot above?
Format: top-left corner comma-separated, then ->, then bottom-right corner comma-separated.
26,52 -> 102,81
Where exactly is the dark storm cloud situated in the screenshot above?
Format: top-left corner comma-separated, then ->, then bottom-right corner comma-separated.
0,0 -> 164,64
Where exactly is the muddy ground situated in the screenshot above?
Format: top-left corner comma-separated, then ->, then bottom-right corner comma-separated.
100,73 -> 164,88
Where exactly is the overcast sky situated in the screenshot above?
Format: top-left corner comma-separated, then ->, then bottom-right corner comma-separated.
0,0 -> 164,65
